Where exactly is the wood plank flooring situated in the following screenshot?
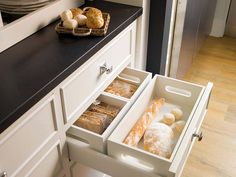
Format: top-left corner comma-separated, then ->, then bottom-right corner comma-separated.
181,36 -> 236,177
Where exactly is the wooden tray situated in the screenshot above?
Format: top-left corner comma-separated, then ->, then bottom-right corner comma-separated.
55,13 -> 110,37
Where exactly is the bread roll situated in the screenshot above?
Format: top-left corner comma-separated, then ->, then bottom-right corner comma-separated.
171,120 -> 186,139
171,108 -> 183,120
74,14 -> 87,26
123,98 -> 165,146
86,16 -> 104,29
60,10 -> 73,21
162,113 -> 175,125
84,7 -> 103,18
144,123 -> 174,158
71,8 -> 83,18
63,19 -> 78,29
84,7 -> 104,28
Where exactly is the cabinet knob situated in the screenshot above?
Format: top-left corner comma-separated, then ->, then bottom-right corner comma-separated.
1,171 -> 7,177
100,63 -> 113,74
192,132 -> 203,141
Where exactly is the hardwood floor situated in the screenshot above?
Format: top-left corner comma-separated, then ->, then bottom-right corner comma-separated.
181,36 -> 236,177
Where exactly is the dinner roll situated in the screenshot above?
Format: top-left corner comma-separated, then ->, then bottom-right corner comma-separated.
60,10 -> 73,21
162,113 -> 175,125
171,108 -> 183,120
171,120 -> 186,134
63,19 -> 78,29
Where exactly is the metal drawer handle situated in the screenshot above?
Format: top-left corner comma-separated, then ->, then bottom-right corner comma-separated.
192,132 -> 203,141
100,63 -> 113,74
1,171 -> 7,177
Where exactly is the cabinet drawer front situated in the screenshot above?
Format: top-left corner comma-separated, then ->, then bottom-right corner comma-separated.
107,75 -> 212,177
0,96 -> 58,177
24,144 -> 62,177
60,23 -> 135,122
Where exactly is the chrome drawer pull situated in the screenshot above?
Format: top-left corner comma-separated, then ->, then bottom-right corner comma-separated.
192,132 -> 203,141
100,63 -> 113,74
1,171 -> 7,177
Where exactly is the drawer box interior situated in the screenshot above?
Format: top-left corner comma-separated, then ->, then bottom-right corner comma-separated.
67,94 -> 127,153
107,75 -> 205,176
67,68 -> 151,153
104,67 -> 152,101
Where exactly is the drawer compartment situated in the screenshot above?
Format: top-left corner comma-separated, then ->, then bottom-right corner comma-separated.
67,94 -> 127,153
0,96 -> 58,177
107,75 -> 213,177
67,68 -> 152,153
60,24 -> 135,123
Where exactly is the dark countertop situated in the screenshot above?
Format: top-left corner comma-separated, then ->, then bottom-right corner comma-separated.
0,1 -> 142,133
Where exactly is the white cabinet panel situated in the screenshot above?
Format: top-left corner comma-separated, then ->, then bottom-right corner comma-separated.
0,96 -> 59,177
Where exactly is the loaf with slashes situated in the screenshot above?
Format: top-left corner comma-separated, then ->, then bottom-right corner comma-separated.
144,123 -> 174,158
123,98 -> 165,146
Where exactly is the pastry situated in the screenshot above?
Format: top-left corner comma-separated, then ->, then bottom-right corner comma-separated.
123,98 -> 165,146
162,113 -> 175,125
171,108 -> 183,120
63,19 -> 78,29
71,8 -> 83,18
86,16 -> 104,29
105,79 -> 138,99
60,10 -> 73,21
89,101 -> 120,124
84,7 -> 103,18
74,14 -> 87,26
84,7 -> 104,28
144,123 -> 174,158
74,111 -> 109,134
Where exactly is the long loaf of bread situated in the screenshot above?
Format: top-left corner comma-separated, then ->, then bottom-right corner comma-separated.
123,98 -> 165,146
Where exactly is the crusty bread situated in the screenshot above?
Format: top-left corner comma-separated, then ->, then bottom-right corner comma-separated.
84,7 -> 103,18
83,7 -> 104,29
144,123 -> 174,158
86,16 -> 104,29
123,98 -> 165,147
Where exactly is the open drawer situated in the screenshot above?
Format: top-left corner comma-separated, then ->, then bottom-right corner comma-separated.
107,75 -> 213,177
67,68 -> 152,153
66,74 -> 212,177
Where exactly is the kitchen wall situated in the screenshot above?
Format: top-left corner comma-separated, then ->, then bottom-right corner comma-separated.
225,0 -> 236,37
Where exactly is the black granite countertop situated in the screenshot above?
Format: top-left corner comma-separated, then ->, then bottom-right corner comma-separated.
0,1 -> 142,133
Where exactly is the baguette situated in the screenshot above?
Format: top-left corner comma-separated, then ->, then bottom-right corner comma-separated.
123,98 -> 165,146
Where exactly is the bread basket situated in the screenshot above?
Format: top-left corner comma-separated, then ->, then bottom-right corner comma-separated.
55,13 -> 110,37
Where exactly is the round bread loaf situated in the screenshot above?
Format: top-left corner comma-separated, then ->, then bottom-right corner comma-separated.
144,123 -> 174,158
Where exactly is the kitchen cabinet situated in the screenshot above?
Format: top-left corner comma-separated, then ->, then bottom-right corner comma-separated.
0,1 -> 212,177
